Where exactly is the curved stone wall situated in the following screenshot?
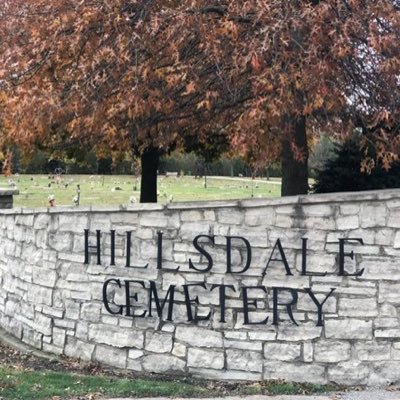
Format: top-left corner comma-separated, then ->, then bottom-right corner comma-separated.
1,189 -> 400,385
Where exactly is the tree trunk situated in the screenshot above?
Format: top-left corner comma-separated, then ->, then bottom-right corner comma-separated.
140,146 -> 160,203
281,116 -> 309,196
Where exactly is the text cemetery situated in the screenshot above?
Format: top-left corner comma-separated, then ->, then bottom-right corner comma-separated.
84,230 -> 365,327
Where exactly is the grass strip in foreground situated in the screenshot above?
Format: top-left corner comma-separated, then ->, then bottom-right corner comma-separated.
0,365 -> 339,400
0,367 -> 206,400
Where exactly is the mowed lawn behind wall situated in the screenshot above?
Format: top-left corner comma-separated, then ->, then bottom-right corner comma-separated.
0,175 -> 281,208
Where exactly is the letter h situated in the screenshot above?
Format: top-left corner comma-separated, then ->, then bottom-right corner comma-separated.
84,229 -> 102,265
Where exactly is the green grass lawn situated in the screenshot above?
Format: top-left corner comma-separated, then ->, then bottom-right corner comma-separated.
0,366 -> 208,400
0,365 -> 338,400
0,174 -> 281,208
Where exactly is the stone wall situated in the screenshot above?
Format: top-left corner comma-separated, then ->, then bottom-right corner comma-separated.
1,189 -> 400,385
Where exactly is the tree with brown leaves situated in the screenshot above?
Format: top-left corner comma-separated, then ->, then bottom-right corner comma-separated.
1,0 -> 399,201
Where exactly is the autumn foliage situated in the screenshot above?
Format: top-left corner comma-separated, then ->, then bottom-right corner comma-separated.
1,1 -> 399,200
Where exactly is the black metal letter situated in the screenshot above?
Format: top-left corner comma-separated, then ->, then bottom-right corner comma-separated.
183,283 -> 211,322
226,236 -> 252,274
148,281 -> 175,321
338,238 -> 365,276
263,239 -> 293,277
301,238 -> 327,276
305,288 -> 336,327
189,235 -> 215,272
110,230 -> 116,266
124,280 -> 147,318
102,279 -> 123,315
272,288 -> 299,326
157,231 -> 179,271
84,229 -> 101,265
210,284 -> 236,323
126,231 -> 148,269
242,286 -> 269,325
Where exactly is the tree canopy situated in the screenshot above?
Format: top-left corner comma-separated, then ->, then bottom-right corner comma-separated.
1,0 -> 399,200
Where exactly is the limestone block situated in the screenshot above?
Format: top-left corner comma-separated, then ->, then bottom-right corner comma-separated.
126,358 -> 143,372
264,343 -> 301,361
388,209 -> 400,228
393,230 -> 400,248
48,232 -> 73,252
327,361 -> 369,385
338,297 -> 378,318
32,268 -> 57,288
248,331 -> 277,341
340,204 -> 360,215
145,331 -> 173,353
54,318 -> 76,330
297,292 -> 337,314
217,209 -> 244,225
294,253 -> 336,275
172,342 -> 186,358
368,361 -> 400,386
374,318 -> 399,329
274,215 -> 293,228
43,343 -> 64,355
304,204 -> 335,217
142,354 -> 185,373
59,215 -> 89,233
27,286 -> 53,306
264,361 -> 326,384
52,327 -> 66,348
5,299 -> 20,317
336,216 -> 359,231
375,329 -> 400,339
88,325 -> 144,349
361,258 -> 400,280
94,345 -> 127,369
229,226 -> 269,248
277,323 -> 322,341
34,214 -> 51,229
140,241 -> 157,259
226,349 -> 262,372
224,331 -> 247,340
391,342 -> 400,360
135,228 -> 154,240
89,215 -> 112,231
175,326 -> 222,348
360,204 -> 386,228
314,341 -> 351,363
245,208 -> 275,227
107,210 -> 136,223
180,222 -> 211,240
33,313 -> 52,336
139,213 -> 168,228
374,229 -> 395,246
379,282 -> 400,304
181,210 -> 203,222
299,216 -> 336,231
325,319 -> 373,340
35,230 -> 48,249
204,210 -> 216,221
303,342 -> 313,363
22,328 -> 43,349
15,215 -> 34,227
128,349 -> 144,359
188,348 -> 224,370
354,341 -> 391,361
81,303 -> 102,323
224,340 -> 262,351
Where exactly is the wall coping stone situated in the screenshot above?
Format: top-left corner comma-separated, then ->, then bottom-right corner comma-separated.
1,188 -> 399,215
0,189 -> 19,196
